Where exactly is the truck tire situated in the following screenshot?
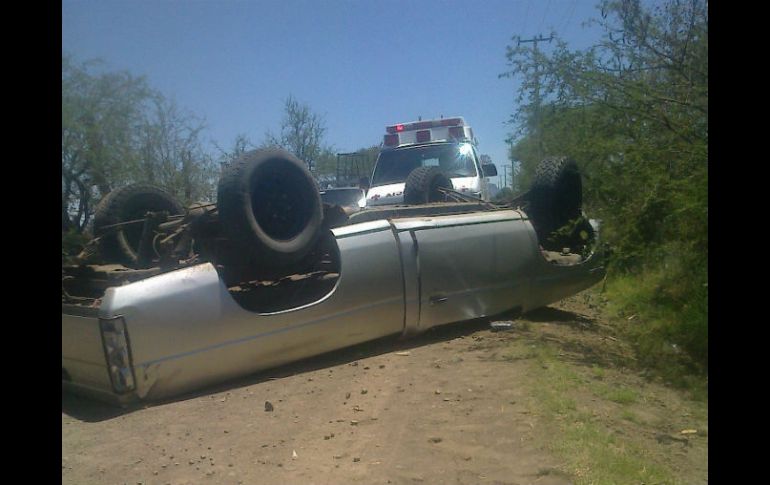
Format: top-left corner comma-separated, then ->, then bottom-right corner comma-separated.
217,148 -> 323,268
93,184 -> 185,266
403,166 -> 454,205
528,157 -> 582,249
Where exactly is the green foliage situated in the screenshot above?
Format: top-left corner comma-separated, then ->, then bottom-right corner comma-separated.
214,133 -> 257,171
261,95 -> 377,189
605,246 -> 708,381
134,97 -> 217,204
62,55 -> 153,231
62,229 -> 91,261
263,95 -> 328,171
312,146 -> 339,187
595,384 -> 638,405
511,339 -> 677,485
62,54 -> 216,232
314,145 -> 380,188
493,186 -> 514,203
502,0 -> 707,373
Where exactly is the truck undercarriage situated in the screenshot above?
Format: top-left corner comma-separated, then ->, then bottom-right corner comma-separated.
62,149 -> 605,404
63,150 -> 596,313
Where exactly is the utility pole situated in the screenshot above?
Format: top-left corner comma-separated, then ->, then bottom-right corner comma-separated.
501,165 -> 512,189
516,34 -> 553,160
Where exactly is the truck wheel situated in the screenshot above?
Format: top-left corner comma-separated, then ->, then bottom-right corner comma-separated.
93,184 -> 185,266
217,148 -> 323,268
528,157 -> 582,249
403,166 -> 453,205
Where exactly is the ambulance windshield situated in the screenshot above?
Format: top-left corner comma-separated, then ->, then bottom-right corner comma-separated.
371,143 -> 477,187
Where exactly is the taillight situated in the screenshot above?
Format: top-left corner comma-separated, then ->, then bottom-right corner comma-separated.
386,124 -> 405,134
416,130 -> 431,143
384,134 -> 399,146
99,317 -> 136,394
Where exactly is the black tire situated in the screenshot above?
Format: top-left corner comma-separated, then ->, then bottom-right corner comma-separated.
403,166 -> 454,205
528,157 -> 583,248
217,148 -> 323,268
93,184 -> 185,266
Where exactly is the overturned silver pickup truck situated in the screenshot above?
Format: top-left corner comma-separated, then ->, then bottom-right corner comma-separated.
62,148 -> 605,405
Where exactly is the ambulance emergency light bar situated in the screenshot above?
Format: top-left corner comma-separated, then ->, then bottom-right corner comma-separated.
383,117 -> 474,147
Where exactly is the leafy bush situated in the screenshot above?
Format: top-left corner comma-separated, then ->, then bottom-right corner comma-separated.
502,0 -> 707,380
605,243 -> 707,382
62,229 -> 91,265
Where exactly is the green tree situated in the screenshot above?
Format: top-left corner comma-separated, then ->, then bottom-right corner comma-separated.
62,54 -> 153,231
62,54 -> 216,232
214,133 -> 256,171
501,0 -> 708,373
503,0 -> 707,264
313,146 -> 340,188
137,97 -> 217,204
313,145 -> 380,188
264,95 -> 327,171
344,146 -> 379,184
493,186 -> 514,203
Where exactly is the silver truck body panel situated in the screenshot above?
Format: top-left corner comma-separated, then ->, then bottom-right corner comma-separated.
392,210 -> 534,335
62,209 -> 604,404
62,310 -> 118,402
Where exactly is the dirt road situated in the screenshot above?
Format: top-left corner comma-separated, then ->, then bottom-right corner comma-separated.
62,292 -> 707,485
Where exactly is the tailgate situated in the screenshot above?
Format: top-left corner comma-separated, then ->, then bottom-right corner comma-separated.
61,305 -> 116,401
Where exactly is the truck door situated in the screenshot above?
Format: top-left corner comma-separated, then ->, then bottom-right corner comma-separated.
393,210 -> 535,334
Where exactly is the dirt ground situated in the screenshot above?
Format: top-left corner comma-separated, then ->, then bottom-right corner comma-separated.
62,292 -> 708,485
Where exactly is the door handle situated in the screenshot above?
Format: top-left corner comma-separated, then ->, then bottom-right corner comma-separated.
429,295 -> 448,305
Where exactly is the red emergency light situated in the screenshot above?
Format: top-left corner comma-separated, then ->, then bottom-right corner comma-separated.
386,118 -> 464,134
383,117 -> 468,147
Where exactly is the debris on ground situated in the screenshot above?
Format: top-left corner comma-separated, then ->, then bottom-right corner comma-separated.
490,321 -> 515,332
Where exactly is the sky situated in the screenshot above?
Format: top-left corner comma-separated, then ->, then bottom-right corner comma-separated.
62,0 -> 607,182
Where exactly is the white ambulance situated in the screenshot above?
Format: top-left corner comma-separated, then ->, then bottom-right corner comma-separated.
366,117 -> 498,206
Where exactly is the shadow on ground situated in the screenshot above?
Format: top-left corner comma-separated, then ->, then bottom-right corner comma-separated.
524,306 -> 597,329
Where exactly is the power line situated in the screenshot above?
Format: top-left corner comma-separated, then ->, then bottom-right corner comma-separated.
539,0 -> 552,32
522,0 -> 530,35
559,0 -> 578,37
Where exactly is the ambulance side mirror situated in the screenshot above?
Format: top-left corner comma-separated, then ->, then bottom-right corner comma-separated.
482,164 -> 498,177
